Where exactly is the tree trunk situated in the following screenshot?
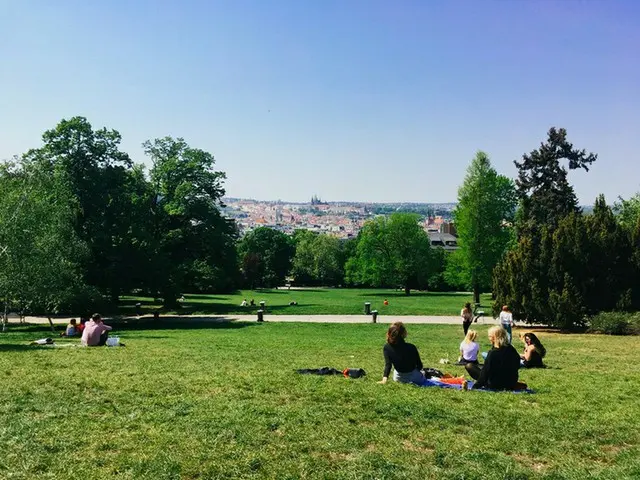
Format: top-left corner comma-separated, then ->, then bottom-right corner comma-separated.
473,284 -> 480,305
404,286 -> 410,296
47,316 -> 56,334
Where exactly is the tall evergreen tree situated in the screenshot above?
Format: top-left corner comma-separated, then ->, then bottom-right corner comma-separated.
515,127 -> 597,235
453,151 -> 516,303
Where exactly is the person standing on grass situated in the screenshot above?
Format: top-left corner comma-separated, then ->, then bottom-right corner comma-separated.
461,302 -> 473,336
81,313 -> 112,347
466,326 -> 525,390
499,305 -> 514,343
378,322 -> 427,386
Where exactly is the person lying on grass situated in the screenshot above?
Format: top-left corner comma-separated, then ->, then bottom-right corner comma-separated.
81,313 -> 112,347
520,332 -> 546,368
379,322 -> 428,386
465,326 -> 527,391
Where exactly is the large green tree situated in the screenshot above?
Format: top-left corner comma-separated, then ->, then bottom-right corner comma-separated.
22,117 -> 149,301
345,213 -> 431,295
144,137 -> 239,304
0,159 -> 98,329
291,232 -> 345,286
452,151 -> 516,303
515,127 -> 597,235
238,227 -> 294,288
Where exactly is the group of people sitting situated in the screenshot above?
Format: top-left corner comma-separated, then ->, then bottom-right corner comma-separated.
379,318 -> 547,391
61,313 -> 115,347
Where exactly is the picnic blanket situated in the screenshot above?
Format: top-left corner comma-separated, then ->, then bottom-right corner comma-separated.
421,378 -> 534,393
296,367 -> 366,378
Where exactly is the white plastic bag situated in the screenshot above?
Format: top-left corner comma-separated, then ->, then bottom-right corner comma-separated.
106,337 -> 120,347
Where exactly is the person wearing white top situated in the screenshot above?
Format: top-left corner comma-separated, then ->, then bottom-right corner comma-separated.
499,305 -> 514,343
459,330 -> 480,364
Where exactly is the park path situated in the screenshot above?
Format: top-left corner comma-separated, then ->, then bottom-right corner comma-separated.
13,314 -> 502,326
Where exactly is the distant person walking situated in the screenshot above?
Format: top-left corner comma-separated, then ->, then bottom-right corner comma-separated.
461,302 -> 473,336
499,305 -> 514,343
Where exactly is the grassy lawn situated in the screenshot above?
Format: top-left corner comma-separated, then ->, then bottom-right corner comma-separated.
1,321 -> 638,479
118,289 -> 493,317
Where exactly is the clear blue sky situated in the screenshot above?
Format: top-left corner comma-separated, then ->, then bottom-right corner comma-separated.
1,0 -> 639,203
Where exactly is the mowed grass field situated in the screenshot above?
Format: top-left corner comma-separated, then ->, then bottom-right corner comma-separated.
119,289 -> 493,317
1,321 -> 639,479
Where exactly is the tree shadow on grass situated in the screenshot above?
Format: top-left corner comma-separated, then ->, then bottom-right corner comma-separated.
109,316 -> 264,332
360,291 -> 477,299
0,344 -> 57,352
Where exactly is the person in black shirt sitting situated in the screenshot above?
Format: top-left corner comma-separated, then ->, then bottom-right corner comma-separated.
466,325 -> 526,390
520,332 -> 546,368
379,322 -> 427,386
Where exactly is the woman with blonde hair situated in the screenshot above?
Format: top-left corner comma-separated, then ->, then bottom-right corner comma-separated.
459,329 -> 480,365
466,326 -> 523,390
379,322 -> 426,386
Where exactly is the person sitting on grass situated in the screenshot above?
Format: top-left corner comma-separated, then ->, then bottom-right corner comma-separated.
520,332 -> 546,368
459,329 -> 480,365
466,326 -> 526,391
379,322 -> 427,386
60,319 -> 78,337
81,313 -> 112,347
241,299 -> 248,307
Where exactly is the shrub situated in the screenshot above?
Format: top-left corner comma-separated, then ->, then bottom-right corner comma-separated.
588,312 -> 640,335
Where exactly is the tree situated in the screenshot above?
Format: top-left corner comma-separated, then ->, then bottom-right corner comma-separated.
144,137 -> 239,304
0,158 -> 98,330
494,128 -> 599,328
291,232 -> 345,286
345,213 -> 431,295
22,117 -> 148,302
515,127 -> 597,235
614,192 -> 640,232
453,151 -> 516,303
238,228 -> 294,288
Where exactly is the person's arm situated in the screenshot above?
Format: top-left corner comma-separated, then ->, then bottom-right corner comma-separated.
473,350 -> 492,389
414,345 -> 423,371
380,345 -> 392,384
523,345 -> 534,361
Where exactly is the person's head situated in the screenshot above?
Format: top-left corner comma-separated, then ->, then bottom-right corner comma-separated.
91,313 -> 102,323
464,302 -> 472,311
69,319 -> 77,325
386,322 -> 407,345
502,305 -> 509,312
523,332 -> 546,357
464,329 -> 478,343
488,326 -> 509,348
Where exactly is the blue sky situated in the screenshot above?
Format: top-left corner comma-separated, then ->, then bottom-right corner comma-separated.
1,0 -> 639,203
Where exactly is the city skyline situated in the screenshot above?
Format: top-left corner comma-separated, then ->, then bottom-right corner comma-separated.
2,1 -> 639,204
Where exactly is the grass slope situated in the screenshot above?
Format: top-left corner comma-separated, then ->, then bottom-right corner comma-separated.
1,321 -> 638,479
119,289 -> 493,317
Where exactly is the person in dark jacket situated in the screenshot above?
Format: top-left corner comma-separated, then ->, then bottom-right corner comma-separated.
465,326 -> 524,390
520,332 -> 546,368
379,322 -> 426,386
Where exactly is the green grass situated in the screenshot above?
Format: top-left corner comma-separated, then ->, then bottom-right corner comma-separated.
118,288 -> 493,316
1,320 -> 639,479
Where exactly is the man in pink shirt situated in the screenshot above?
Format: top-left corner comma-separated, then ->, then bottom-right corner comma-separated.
81,313 -> 112,347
